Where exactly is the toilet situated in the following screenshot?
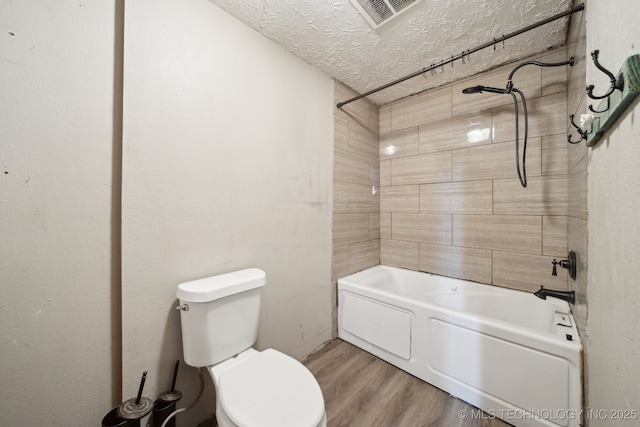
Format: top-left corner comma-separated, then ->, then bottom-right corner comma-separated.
176,268 -> 327,427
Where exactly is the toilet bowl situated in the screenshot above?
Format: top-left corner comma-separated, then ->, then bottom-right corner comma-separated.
176,268 -> 326,427
210,348 -> 326,427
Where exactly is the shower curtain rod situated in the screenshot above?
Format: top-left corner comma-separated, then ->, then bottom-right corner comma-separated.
336,3 -> 585,108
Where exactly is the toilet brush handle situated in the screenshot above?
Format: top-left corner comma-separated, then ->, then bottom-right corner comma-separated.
136,371 -> 147,405
170,361 -> 180,392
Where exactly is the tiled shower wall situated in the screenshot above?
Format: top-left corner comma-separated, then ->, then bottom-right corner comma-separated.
332,82 -> 380,336
378,48 -> 571,293
566,8 -> 588,338
330,47 -> 582,336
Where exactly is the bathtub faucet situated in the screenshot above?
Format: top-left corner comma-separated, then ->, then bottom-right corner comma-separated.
534,286 -> 575,304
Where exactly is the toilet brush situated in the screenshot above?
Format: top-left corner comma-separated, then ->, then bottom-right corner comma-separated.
153,361 -> 183,427
160,360 -> 182,402
118,371 -> 153,422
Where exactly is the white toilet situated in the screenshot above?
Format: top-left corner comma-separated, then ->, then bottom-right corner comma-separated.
176,268 -> 327,427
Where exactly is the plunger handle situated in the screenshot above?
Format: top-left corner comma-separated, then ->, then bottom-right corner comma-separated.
135,371 -> 147,405
170,361 -> 180,392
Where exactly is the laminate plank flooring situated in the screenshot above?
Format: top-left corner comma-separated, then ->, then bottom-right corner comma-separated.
302,339 -> 512,427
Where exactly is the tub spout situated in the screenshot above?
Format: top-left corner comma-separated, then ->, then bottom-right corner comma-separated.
534,286 -> 575,304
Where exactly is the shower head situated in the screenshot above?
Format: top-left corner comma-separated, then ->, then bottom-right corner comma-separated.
462,86 -> 485,94
462,85 -> 509,95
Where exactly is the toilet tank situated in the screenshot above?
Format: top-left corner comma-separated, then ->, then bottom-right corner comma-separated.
177,268 -> 266,367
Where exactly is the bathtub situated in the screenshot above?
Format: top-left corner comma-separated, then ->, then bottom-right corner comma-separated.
337,265 -> 582,427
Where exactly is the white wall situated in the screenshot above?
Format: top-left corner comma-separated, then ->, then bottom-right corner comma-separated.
0,1 -> 118,425
585,0 -> 640,423
121,0 -> 334,424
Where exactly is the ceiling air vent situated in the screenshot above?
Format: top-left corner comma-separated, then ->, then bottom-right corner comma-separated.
349,0 -> 423,29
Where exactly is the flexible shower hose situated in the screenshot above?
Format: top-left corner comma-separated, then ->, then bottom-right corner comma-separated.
510,88 -> 528,188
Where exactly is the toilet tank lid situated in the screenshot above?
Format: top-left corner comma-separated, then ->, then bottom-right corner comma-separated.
177,268 -> 266,302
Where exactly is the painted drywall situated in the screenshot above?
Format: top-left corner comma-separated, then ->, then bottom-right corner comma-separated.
0,1 -> 118,425
121,0 -> 334,424
585,0 -> 640,423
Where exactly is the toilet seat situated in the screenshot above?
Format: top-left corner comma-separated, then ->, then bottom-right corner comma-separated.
218,349 -> 325,427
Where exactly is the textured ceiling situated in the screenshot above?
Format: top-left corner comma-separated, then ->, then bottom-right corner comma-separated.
209,0 -> 575,105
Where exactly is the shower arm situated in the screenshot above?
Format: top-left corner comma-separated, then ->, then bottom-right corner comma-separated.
504,57 -> 575,93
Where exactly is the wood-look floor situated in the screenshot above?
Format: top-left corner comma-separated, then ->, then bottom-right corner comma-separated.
302,339 -> 513,427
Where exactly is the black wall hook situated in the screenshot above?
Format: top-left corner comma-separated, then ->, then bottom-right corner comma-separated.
567,114 -> 588,144
586,50 -> 625,113
589,96 -> 610,114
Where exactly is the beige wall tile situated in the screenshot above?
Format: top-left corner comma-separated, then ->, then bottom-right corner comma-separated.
419,243 -> 492,283
379,105 -> 391,135
334,81 -> 377,134
567,126 -> 588,172
366,100 -> 379,136
380,185 -> 419,212
543,216 -> 568,257
568,154 -> 587,219
369,157 -> 380,185
492,92 -> 567,143
541,49 -> 569,95
333,181 -> 350,213
493,251 -> 568,292
380,160 -> 391,186
380,239 -> 419,270
419,181 -> 492,215
567,15 -> 586,93
348,183 -> 379,213
380,212 -> 391,239
334,148 -> 371,184
369,213 -> 380,240
333,82 -> 380,336
349,240 -> 380,274
453,214 -> 542,254
541,134 -> 568,176
391,87 -> 451,131
452,137 -> 541,181
493,175 -> 568,216
419,111 -> 492,154
332,213 -> 370,246
334,114 -> 349,151
567,50 -> 586,93
349,121 -> 378,160
380,127 -> 419,160
332,244 -> 349,281
391,213 -> 452,245
391,151 -> 451,185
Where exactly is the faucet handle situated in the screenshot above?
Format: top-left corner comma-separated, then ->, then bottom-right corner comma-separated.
550,252 -> 577,280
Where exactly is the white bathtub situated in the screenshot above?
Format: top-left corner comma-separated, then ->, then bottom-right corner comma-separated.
338,265 -> 582,427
